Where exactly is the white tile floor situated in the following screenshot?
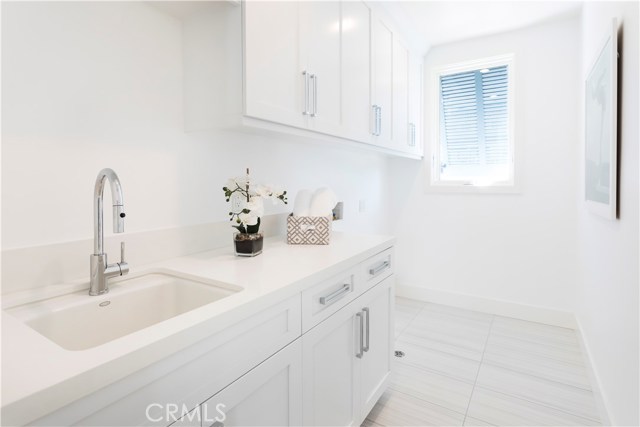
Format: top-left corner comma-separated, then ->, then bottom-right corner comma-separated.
364,297 -> 601,426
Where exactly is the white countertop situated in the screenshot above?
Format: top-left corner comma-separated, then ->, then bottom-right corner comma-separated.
1,232 -> 394,425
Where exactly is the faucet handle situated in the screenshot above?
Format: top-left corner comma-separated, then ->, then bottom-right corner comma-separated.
118,241 -> 130,277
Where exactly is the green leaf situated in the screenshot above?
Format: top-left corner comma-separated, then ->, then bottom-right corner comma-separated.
246,217 -> 261,234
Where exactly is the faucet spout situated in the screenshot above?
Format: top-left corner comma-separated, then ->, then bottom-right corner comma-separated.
94,168 -> 125,255
90,168 -> 129,296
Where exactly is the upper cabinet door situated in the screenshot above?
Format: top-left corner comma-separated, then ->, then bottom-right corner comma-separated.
244,1 -> 307,129
341,1 -> 372,143
392,36 -> 410,151
408,53 -> 424,156
370,14 -> 393,146
299,1 -> 342,136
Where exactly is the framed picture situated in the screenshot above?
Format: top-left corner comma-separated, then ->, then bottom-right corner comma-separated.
585,18 -> 618,220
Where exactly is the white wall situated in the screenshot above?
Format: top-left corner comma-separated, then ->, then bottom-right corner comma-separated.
1,2 -> 390,284
390,15 -> 582,315
577,2 -> 639,425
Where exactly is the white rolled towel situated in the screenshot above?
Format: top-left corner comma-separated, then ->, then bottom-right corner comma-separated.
309,187 -> 338,217
292,189 -> 312,217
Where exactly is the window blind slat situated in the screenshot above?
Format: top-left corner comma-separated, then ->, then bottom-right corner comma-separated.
440,64 -> 509,168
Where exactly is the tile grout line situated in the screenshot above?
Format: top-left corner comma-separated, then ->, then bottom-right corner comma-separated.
383,387 -> 469,419
398,333 -> 489,356
462,314 -> 495,425
468,383 -> 602,425
479,359 -> 594,392
395,301 -> 428,338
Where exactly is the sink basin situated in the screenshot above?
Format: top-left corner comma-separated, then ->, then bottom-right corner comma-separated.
6,272 -> 242,351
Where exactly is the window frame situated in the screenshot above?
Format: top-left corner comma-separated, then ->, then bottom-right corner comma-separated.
427,54 -> 517,193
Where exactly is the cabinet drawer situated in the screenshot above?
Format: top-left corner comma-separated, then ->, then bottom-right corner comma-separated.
301,267 -> 358,332
32,296 -> 301,427
362,248 -> 393,286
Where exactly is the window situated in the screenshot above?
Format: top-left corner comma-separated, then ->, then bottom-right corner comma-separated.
430,55 -> 515,190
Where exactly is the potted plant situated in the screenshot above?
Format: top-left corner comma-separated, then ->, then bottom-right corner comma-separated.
223,168 -> 287,257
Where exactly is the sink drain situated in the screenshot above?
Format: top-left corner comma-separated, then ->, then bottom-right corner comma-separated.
99,301 -> 111,307
394,350 -> 405,358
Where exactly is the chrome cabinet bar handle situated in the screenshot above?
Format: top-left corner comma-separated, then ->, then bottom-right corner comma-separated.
310,74 -> 317,117
356,312 -> 364,358
302,71 -> 309,115
319,283 -> 351,305
408,123 -> 416,146
377,106 -> 382,136
371,105 -> 378,135
413,123 -> 416,146
369,260 -> 390,276
363,307 -> 370,352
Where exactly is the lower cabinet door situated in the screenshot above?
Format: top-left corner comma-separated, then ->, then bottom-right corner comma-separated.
302,301 -> 361,427
358,276 -> 394,419
200,340 -> 303,427
302,275 -> 395,426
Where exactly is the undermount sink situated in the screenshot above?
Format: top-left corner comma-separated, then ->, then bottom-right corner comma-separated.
6,272 -> 242,351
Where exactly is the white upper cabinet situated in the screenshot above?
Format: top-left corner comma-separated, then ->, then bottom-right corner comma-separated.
340,1 -> 372,143
243,1 -> 306,129
408,52 -> 424,155
370,13 -> 393,146
299,1 -> 342,135
240,1 -> 422,158
392,36 -> 410,151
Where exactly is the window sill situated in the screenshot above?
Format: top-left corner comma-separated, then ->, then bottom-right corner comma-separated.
425,182 -> 521,195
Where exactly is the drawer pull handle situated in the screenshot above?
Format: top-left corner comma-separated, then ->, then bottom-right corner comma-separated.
319,283 -> 351,305
369,260 -> 390,276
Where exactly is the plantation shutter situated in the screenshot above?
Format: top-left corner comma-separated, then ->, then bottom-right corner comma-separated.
482,66 -> 509,164
440,65 -> 509,167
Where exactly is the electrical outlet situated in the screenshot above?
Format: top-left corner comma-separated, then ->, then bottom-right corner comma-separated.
358,199 -> 366,213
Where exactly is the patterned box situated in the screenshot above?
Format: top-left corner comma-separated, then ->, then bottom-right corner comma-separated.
286,214 -> 332,245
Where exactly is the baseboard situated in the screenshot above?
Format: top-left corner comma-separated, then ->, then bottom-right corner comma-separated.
396,284 -> 577,328
574,317 -> 613,426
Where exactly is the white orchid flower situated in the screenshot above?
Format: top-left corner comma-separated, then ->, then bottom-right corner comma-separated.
238,212 -> 259,226
245,197 -> 265,217
254,185 -> 272,198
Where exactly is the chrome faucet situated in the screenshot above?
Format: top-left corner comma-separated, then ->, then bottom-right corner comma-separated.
89,168 -> 129,295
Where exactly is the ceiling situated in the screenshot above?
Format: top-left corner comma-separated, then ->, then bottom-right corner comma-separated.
379,1 -> 583,54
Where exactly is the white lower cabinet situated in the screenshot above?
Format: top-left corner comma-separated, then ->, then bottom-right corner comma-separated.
302,295 -> 360,426
198,340 -> 303,427
30,296 -> 302,427
358,278 -> 394,417
28,249 -> 394,427
302,276 -> 394,426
